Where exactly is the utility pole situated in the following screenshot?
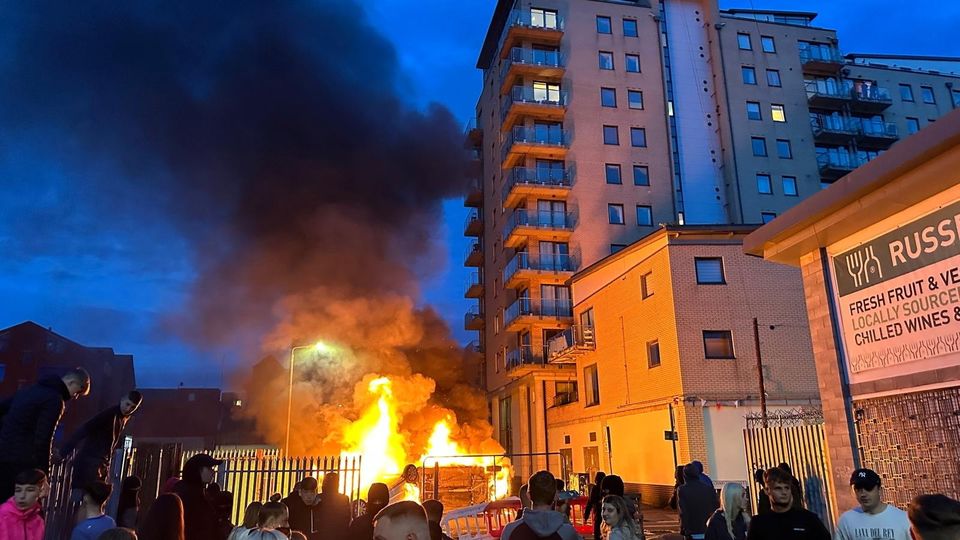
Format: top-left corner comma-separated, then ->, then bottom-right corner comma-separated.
753,318 -> 769,428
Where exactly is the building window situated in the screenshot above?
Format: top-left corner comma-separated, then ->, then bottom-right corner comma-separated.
757,174 -> 772,194
580,308 -> 595,329
760,36 -> 776,53
776,139 -> 792,159
630,127 -> 647,147
921,86 -> 936,104
766,69 -> 781,87
647,340 -> 661,368
900,84 -> 914,102
584,364 -> 600,406
596,16 -> 612,34
623,18 -> 638,37
771,104 -> 786,122
628,89 -> 643,109
625,54 -> 641,73
610,244 -> 627,254
599,51 -> 614,70
608,203 -> 625,224
906,117 -> 921,134
746,101 -> 761,120
555,381 -> 579,406
703,330 -> 735,359
741,66 -> 757,85
498,396 -> 513,455
633,165 -> 649,186
782,176 -> 798,196
641,272 -> 653,298
636,205 -> 653,226
530,8 -> 559,29
737,33 -> 752,50
761,212 -> 777,223
695,257 -> 726,284
603,125 -> 619,145
605,164 -> 622,184
751,137 -> 767,157
952,89 -> 960,107
601,87 -> 617,107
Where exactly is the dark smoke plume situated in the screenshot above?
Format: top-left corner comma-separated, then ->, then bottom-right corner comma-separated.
0,0 -> 486,453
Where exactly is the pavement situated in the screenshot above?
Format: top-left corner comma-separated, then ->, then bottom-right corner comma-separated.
641,505 -> 680,537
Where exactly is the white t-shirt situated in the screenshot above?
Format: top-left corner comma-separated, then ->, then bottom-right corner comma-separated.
835,504 -> 911,540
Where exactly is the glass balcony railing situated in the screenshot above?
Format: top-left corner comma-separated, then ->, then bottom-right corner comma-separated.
505,296 -> 573,326
500,47 -> 564,80
501,126 -> 569,162
503,209 -> 575,241
504,252 -> 577,284
851,85 -> 892,104
501,166 -> 574,203
504,86 -> 568,109
465,271 -> 482,295
860,120 -> 898,138
506,9 -> 565,31
804,80 -> 852,100
817,152 -> 861,171
799,46 -> 843,65
810,115 -> 859,134
464,305 -> 483,329
506,345 -> 543,371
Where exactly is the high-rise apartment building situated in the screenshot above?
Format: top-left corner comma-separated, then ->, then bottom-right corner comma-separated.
464,0 -> 960,476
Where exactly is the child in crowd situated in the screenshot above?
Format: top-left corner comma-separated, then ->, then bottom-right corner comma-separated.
71,481 -> 116,540
0,469 -> 47,540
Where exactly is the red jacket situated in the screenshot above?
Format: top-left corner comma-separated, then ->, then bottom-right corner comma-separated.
0,498 -> 45,540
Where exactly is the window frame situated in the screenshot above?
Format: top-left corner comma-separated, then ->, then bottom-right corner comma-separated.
633,165 -> 650,186
782,175 -> 798,197
596,15 -> 612,34
771,103 -> 786,123
636,205 -> 653,227
627,89 -> 644,110
906,117 -> 921,134
756,173 -> 773,194
598,51 -> 615,70
737,33 -> 752,50
583,364 -> 600,407
776,139 -> 792,159
760,36 -> 776,53
761,212 -> 777,223
623,18 -> 639,37
694,257 -> 726,285
600,87 -> 617,108
630,127 -> 647,148
741,66 -> 757,85
746,101 -> 762,121
647,340 -> 661,368
641,271 -> 653,299
703,330 -> 735,359
625,54 -> 641,73
766,69 -> 781,87
602,125 -> 619,145
899,84 -> 914,102
605,163 -> 622,184
608,203 -> 625,225
751,137 -> 767,157
921,86 -> 936,104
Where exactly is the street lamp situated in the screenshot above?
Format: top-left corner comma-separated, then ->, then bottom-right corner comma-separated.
285,341 -> 331,455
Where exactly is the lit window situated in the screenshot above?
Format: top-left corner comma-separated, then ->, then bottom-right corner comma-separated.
630,127 -> 647,147
530,8 -> 558,29
746,101 -> 761,120
760,36 -> 776,53
636,205 -> 653,226
625,54 -> 641,73
600,87 -> 617,107
628,89 -> 643,109
583,364 -> 600,406
899,84 -> 914,102
703,331 -> 735,359
647,340 -> 661,368
776,139 -> 792,159
737,33 -> 752,50
608,204 -> 625,224
761,212 -> 777,223
599,51 -> 614,70
641,272 -> 653,298
921,86 -> 936,104
782,176 -> 798,196
633,165 -> 649,186
742,66 -> 757,85
623,19 -> 638,37
771,104 -> 786,122
766,69 -> 781,87
751,137 -> 767,157
596,16 -> 612,34
695,257 -> 725,284
605,164 -> 622,184
757,174 -> 772,194
603,125 -> 619,145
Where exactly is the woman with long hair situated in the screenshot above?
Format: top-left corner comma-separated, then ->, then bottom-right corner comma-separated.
136,493 -> 185,540
705,483 -> 750,540
228,502 -> 262,540
601,495 -> 642,540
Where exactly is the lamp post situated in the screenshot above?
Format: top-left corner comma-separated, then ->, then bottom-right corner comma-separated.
285,342 -> 329,455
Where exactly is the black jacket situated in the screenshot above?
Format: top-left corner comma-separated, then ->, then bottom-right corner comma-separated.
347,513 -> 374,540
60,405 -> 130,487
677,479 -> 719,536
173,463 -> 223,540
0,376 -> 71,471
318,491 -> 352,540
282,493 -> 322,540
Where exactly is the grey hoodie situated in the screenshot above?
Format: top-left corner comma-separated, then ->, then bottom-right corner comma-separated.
501,509 -> 581,540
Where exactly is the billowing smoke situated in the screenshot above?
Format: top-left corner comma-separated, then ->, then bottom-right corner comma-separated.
0,1 -> 489,455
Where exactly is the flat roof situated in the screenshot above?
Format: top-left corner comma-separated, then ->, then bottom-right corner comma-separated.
720,8 -> 818,19
845,53 -> 960,63
743,107 -> 960,264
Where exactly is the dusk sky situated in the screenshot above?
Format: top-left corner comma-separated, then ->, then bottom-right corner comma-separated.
2,0 -> 959,388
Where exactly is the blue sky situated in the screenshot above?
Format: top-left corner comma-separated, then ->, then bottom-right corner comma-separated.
1,0 -> 959,388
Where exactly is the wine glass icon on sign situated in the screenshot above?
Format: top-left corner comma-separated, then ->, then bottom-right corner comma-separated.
845,246 -> 882,287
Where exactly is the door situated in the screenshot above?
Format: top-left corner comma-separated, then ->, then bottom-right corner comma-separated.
537,200 -> 567,228
541,284 -> 571,316
539,241 -> 570,271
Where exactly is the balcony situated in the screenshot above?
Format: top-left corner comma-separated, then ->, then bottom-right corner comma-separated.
805,80 -> 852,109
464,242 -> 483,267
552,390 -> 579,407
464,177 -> 482,208
505,345 -> 546,376
464,209 -> 482,237
504,297 -> 573,333
500,9 -> 564,57
465,271 -> 483,299
503,209 -> 575,249
546,325 -> 596,364
502,166 -> 573,209
810,116 -> 859,145
858,120 -> 899,148
501,126 -> 569,168
850,85 -> 892,114
799,45 -> 844,75
464,306 -> 484,331
464,118 -> 483,147
501,86 -> 568,131
500,48 -> 565,95
467,340 -> 483,354
817,152 -> 861,181
504,252 -> 577,289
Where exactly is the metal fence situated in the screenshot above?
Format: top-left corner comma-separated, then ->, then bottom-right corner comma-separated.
743,408 -> 836,530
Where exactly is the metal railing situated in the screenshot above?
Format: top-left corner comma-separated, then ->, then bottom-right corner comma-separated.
810,114 -> 859,134
505,8 -> 564,31
503,209 -> 575,241
546,325 -> 596,360
500,47 -> 564,80
860,120 -> 899,138
503,252 -> 577,284
553,390 -> 579,407
501,166 -> 573,204
851,85 -> 892,104
506,345 -> 544,371
505,296 -> 573,325
799,45 -> 843,64
503,125 -> 569,152
804,79 -> 852,100
503,85 -> 568,110
816,152 -> 861,171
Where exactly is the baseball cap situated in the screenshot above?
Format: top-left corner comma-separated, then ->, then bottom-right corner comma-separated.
850,468 -> 881,489
186,453 -> 224,469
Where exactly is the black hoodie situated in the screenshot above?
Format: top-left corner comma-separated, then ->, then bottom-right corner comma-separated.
173,456 -> 223,540
0,375 -> 71,470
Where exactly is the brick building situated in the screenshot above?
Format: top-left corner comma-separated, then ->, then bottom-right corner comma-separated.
745,108 -> 960,513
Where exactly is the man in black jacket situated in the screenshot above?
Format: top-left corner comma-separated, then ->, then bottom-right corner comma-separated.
318,472 -> 352,540
0,367 -> 91,501
347,482 -> 389,540
173,452 -> 225,540
59,390 -> 142,502
677,462 -> 719,539
283,476 -> 322,539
